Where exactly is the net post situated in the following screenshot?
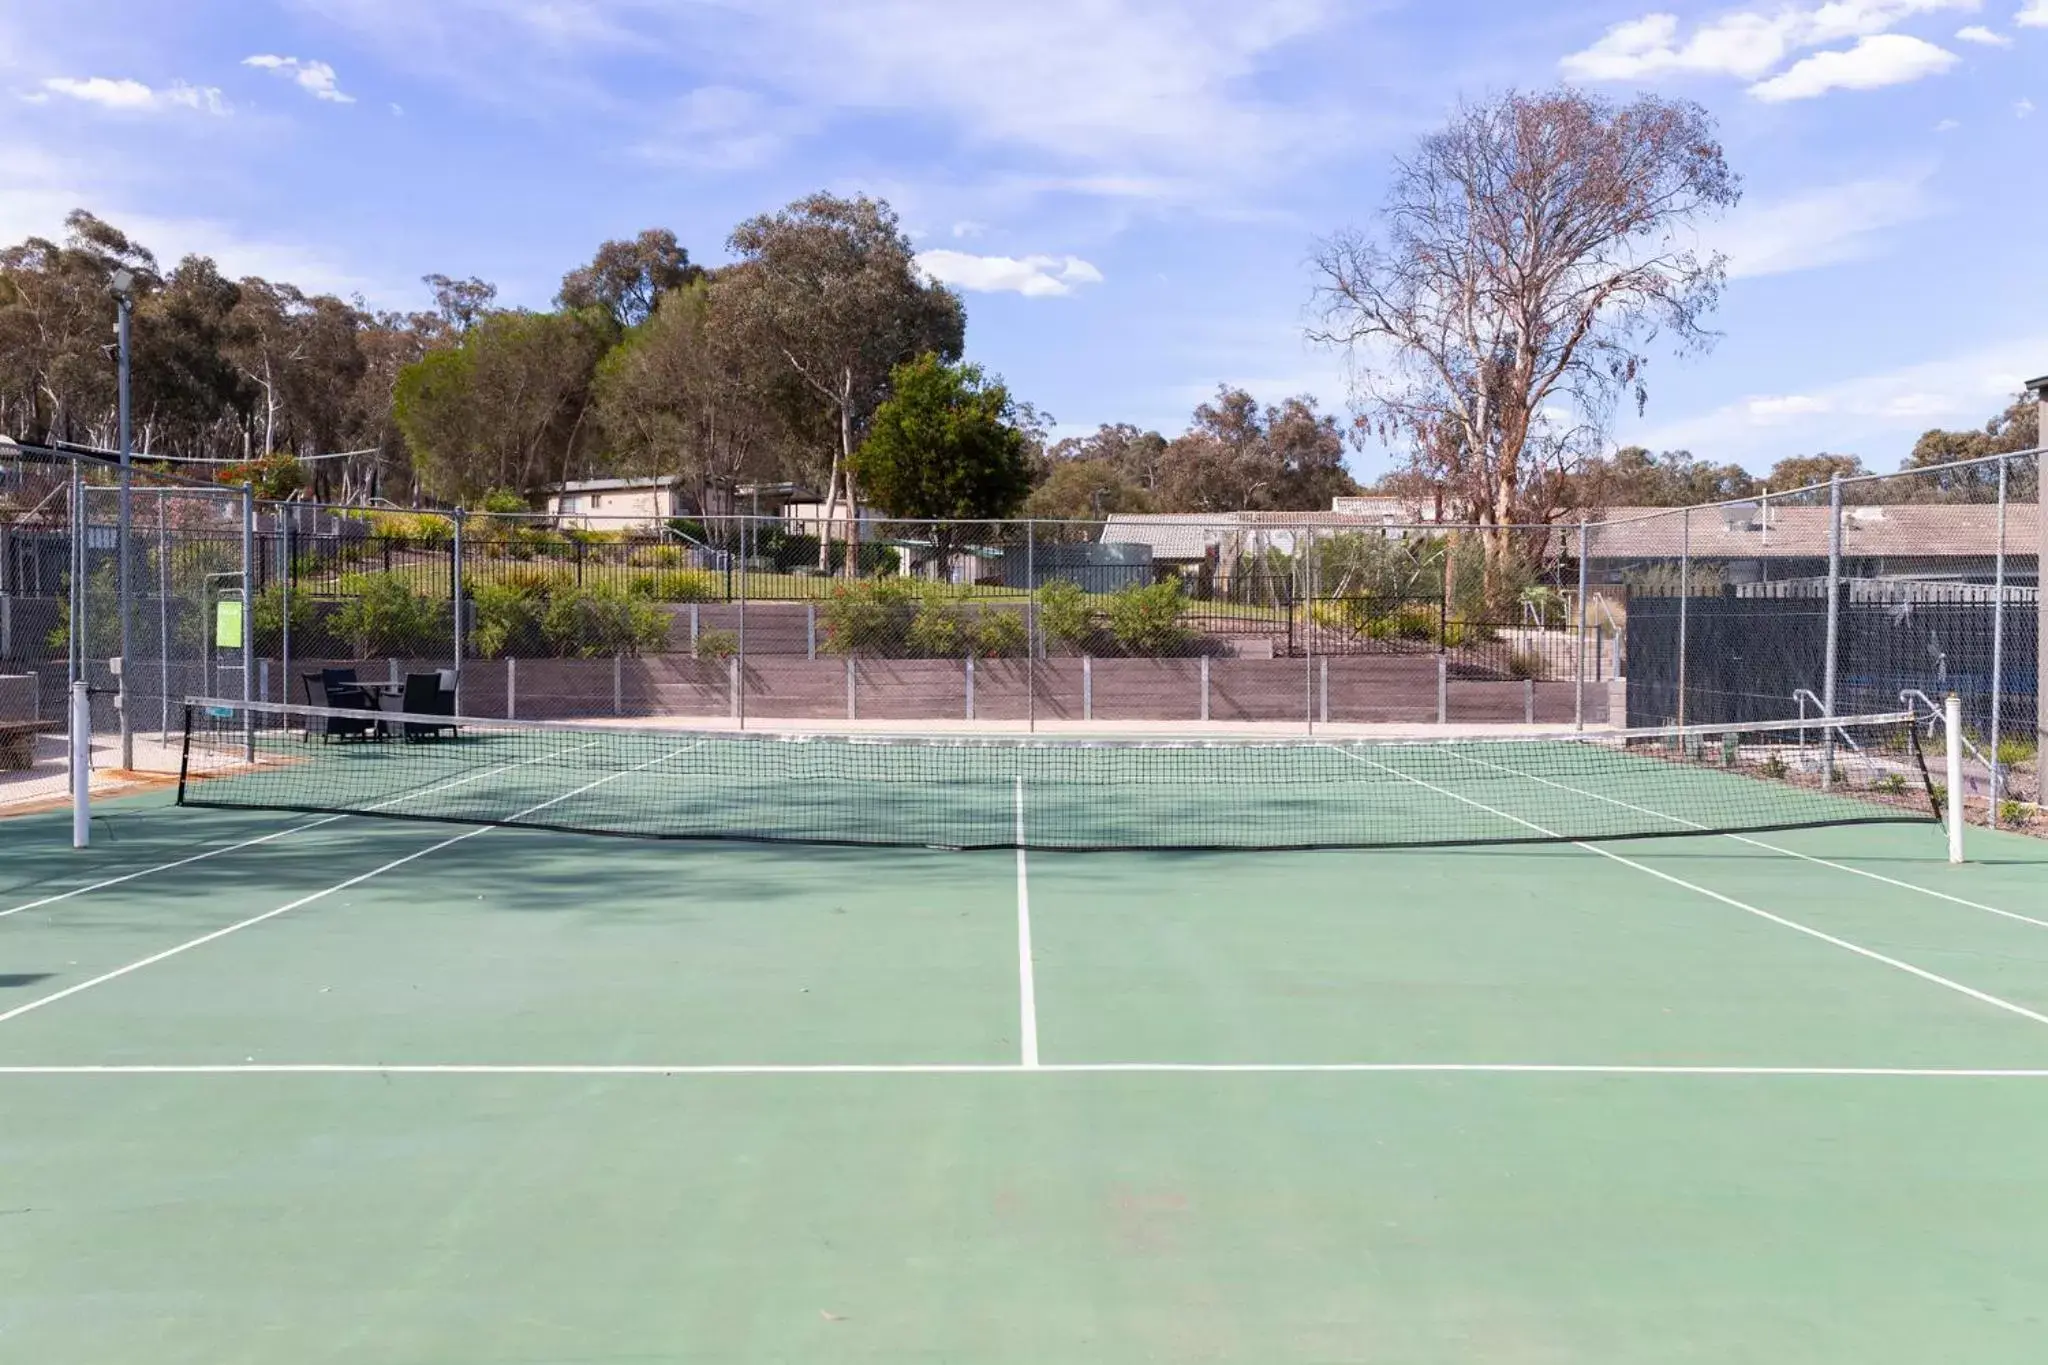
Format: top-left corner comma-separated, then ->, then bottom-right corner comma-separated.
1083,655 -> 1092,721
1524,676 -> 1535,725
507,657 -> 517,719
613,653 -> 623,717
1946,692 -> 1965,863
736,512 -> 747,730
1303,524 -> 1316,734
67,459 -> 82,688
280,504 -> 293,730
1199,654 -> 1210,722
1319,656 -> 1329,725
965,654 -> 975,721
845,657 -> 856,720
1575,518 -> 1589,731
1821,474 -> 1843,789
1436,653 -> 1447,724
69,679 -> 90,848
241,481 -> 255,763
806,604 -> 817,660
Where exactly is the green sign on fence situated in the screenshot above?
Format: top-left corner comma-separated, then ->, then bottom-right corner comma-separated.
214,600 -> 244,649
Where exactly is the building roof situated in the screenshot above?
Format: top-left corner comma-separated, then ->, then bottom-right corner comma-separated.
1585,502 -> 2040,561
543,476 -> 686,494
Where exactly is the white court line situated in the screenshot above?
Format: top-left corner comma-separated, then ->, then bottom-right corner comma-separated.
5,1061 -> 2048,1077
0,737 -> 608,923
1439,747 -> 2047,932
1014,775 -> 1039,1068
0,738 -> 703,1027
1334,745 -> 2048,1031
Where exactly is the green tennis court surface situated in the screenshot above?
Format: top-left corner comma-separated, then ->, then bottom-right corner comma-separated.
5,785 -> 2048,1363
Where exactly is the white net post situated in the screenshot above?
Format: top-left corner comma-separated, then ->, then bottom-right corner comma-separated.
1946,692 -> 1965,863
69,678 -> 90,848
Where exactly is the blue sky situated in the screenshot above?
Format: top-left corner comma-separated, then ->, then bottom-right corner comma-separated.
0,0 -> 2041,482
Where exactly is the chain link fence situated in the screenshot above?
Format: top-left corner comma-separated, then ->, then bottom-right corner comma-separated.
10,440 -> 2040,837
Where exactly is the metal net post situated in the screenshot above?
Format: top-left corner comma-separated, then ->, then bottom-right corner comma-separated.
241,482 -> 255,761
1303,525 -> 1317,732
451,508 -> 465,705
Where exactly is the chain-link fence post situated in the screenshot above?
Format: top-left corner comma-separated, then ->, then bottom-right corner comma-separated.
1575,519 -> 1590,730
1025,518 -> 1037,733
451,507 -> 465,706
240,482 -> 255,760
1988,454 -> 2009,817
2034,379 -> 2048,809
1676,507 -> 1690,729
67,459 -> 82,690
1821,472 -> 1844,789
279,504 -> 293,717
117,294 -> 134,772
155,492 -> 170,739
736,512 -> 748,729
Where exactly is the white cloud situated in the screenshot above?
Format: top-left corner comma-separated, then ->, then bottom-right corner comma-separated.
2018,97 -> 2037,115
242,54 -> 356,104
1748,33 -> 1959,100
1562,0 -> 1976,82
1935,116 -> 1962,128
915,249 -> 1104,297
38,76 -> 227,115
1746,394 -> 1833,421
1954,23 -> 2012,41
951,220 -> 988,239
2019,0 -> 2048,25
1629,333 -> 2048,462
1710,172 -> 1936,278
633,85 -> 813,171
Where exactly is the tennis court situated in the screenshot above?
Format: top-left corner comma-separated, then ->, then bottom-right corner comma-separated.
6,704 -> 2048,1363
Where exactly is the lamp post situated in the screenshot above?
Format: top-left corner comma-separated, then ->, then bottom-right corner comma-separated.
109,268 -> 135,770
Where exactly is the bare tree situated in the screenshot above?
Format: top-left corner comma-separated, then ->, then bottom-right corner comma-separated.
1309,89 -> 1738,594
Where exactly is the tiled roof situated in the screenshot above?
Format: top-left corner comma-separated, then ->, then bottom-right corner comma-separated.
1585,503 -> 2039,560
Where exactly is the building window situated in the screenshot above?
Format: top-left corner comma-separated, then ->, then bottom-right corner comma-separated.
591,494 -> 603,508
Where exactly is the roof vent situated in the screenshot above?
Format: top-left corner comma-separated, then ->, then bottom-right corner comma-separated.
1721,501 -> 1759,532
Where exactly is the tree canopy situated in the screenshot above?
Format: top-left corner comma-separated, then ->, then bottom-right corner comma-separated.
851,354 -> 1031,527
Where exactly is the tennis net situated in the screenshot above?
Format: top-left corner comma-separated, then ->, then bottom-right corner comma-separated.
176,699 -> 1943,852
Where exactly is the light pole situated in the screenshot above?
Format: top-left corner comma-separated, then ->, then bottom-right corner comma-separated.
110,268 -> 135,770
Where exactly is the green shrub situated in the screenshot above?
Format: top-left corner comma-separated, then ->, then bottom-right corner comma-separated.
1505,648 -> 1547,681
1442,620 -> 1495,649
1105,580 -> 1192,656
467,582 -> 546,659
1035,579 -> 1097,651
1997,799 -> 2032,827
330,572 -> 447,654
975,609 -> 1028,658
693,628 -> 739,661
249,581 -> 317,653
906,589 -> 974,657
820,579 -> 918,656
1759,752 -> 1788,780
1368,604 -> 1439,642
627,545 -> 689,569
625,569 -> 718,603
539,586 -> 670,658
1874,773 -> 1908,796
1994,734 -> 2038,770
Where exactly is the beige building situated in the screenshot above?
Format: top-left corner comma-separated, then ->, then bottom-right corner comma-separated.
542,477 -> 691,530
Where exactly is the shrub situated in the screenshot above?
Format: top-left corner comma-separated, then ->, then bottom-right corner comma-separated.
907,589 -> 974,657
820,579 -> 918,656
1367,604 -> 1439,642
330,572 -> 447,655
1036,579 -> 1097,651
539,586 -> 670,658
694,628 -> 739,661
249,581 -> 317,654
1441,620 -> 1495,649
1759,752 -> 1788,780
625,569 -> 719,603
467,582 -> 546,658
1998,799 -> 2032,827
1105,580 -> 1192,656
488,564 -> 575,596
1874,773 -> 1908,796
628,545 -> 689,569
975,609 -> 1028,658
1994,734 -> 2038,770
1505,648 -> 1547,681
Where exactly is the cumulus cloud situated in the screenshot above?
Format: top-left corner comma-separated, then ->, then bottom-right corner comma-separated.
1746,394 -> 1833,421
2019,0 -> 2048,25
1564,0 -> 1974,97
243,55 -> 356,104
915,250 -> 1104,297
1748,33 -> 1959,100
1935,115 -> 1963,128
2019,96 -> 2038,115
37,76 -> 227,115
1954,23 -> 2011,41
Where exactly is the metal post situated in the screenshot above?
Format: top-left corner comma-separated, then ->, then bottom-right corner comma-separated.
1946,692 -> 1965,863
1990,455 -> 2008,816
450,509 -> 465,703
613,653 -> 624,717
70,679 -> 90,848
155,494 -> 169,739
736,512 -> 747,728
116,290 -> 133,771
1575,518 -> 1590,731
2032,378 -> 2048,807
1524,677 -> 1535,725
806,604 -> 817,660
68,460 -> 81,687
1436,653 -> 1448,724
1082,655 -> 1093,721
1199,654 -> 1210,722
965,654 -> 975,720
1025,520 -> 1037,733
280,506 -> 293,724
507,657 -> 516,718
1821,474 -> 1843,788
1319,656 -> 1330,725
846,657 -> 857,720
1676,508 -> 1690,729
240,482 -> 255,762
1303,525 -> 1316,733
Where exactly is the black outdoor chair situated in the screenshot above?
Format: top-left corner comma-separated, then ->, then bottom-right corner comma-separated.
399,672 -> 460,742
306,668 -> 380,743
